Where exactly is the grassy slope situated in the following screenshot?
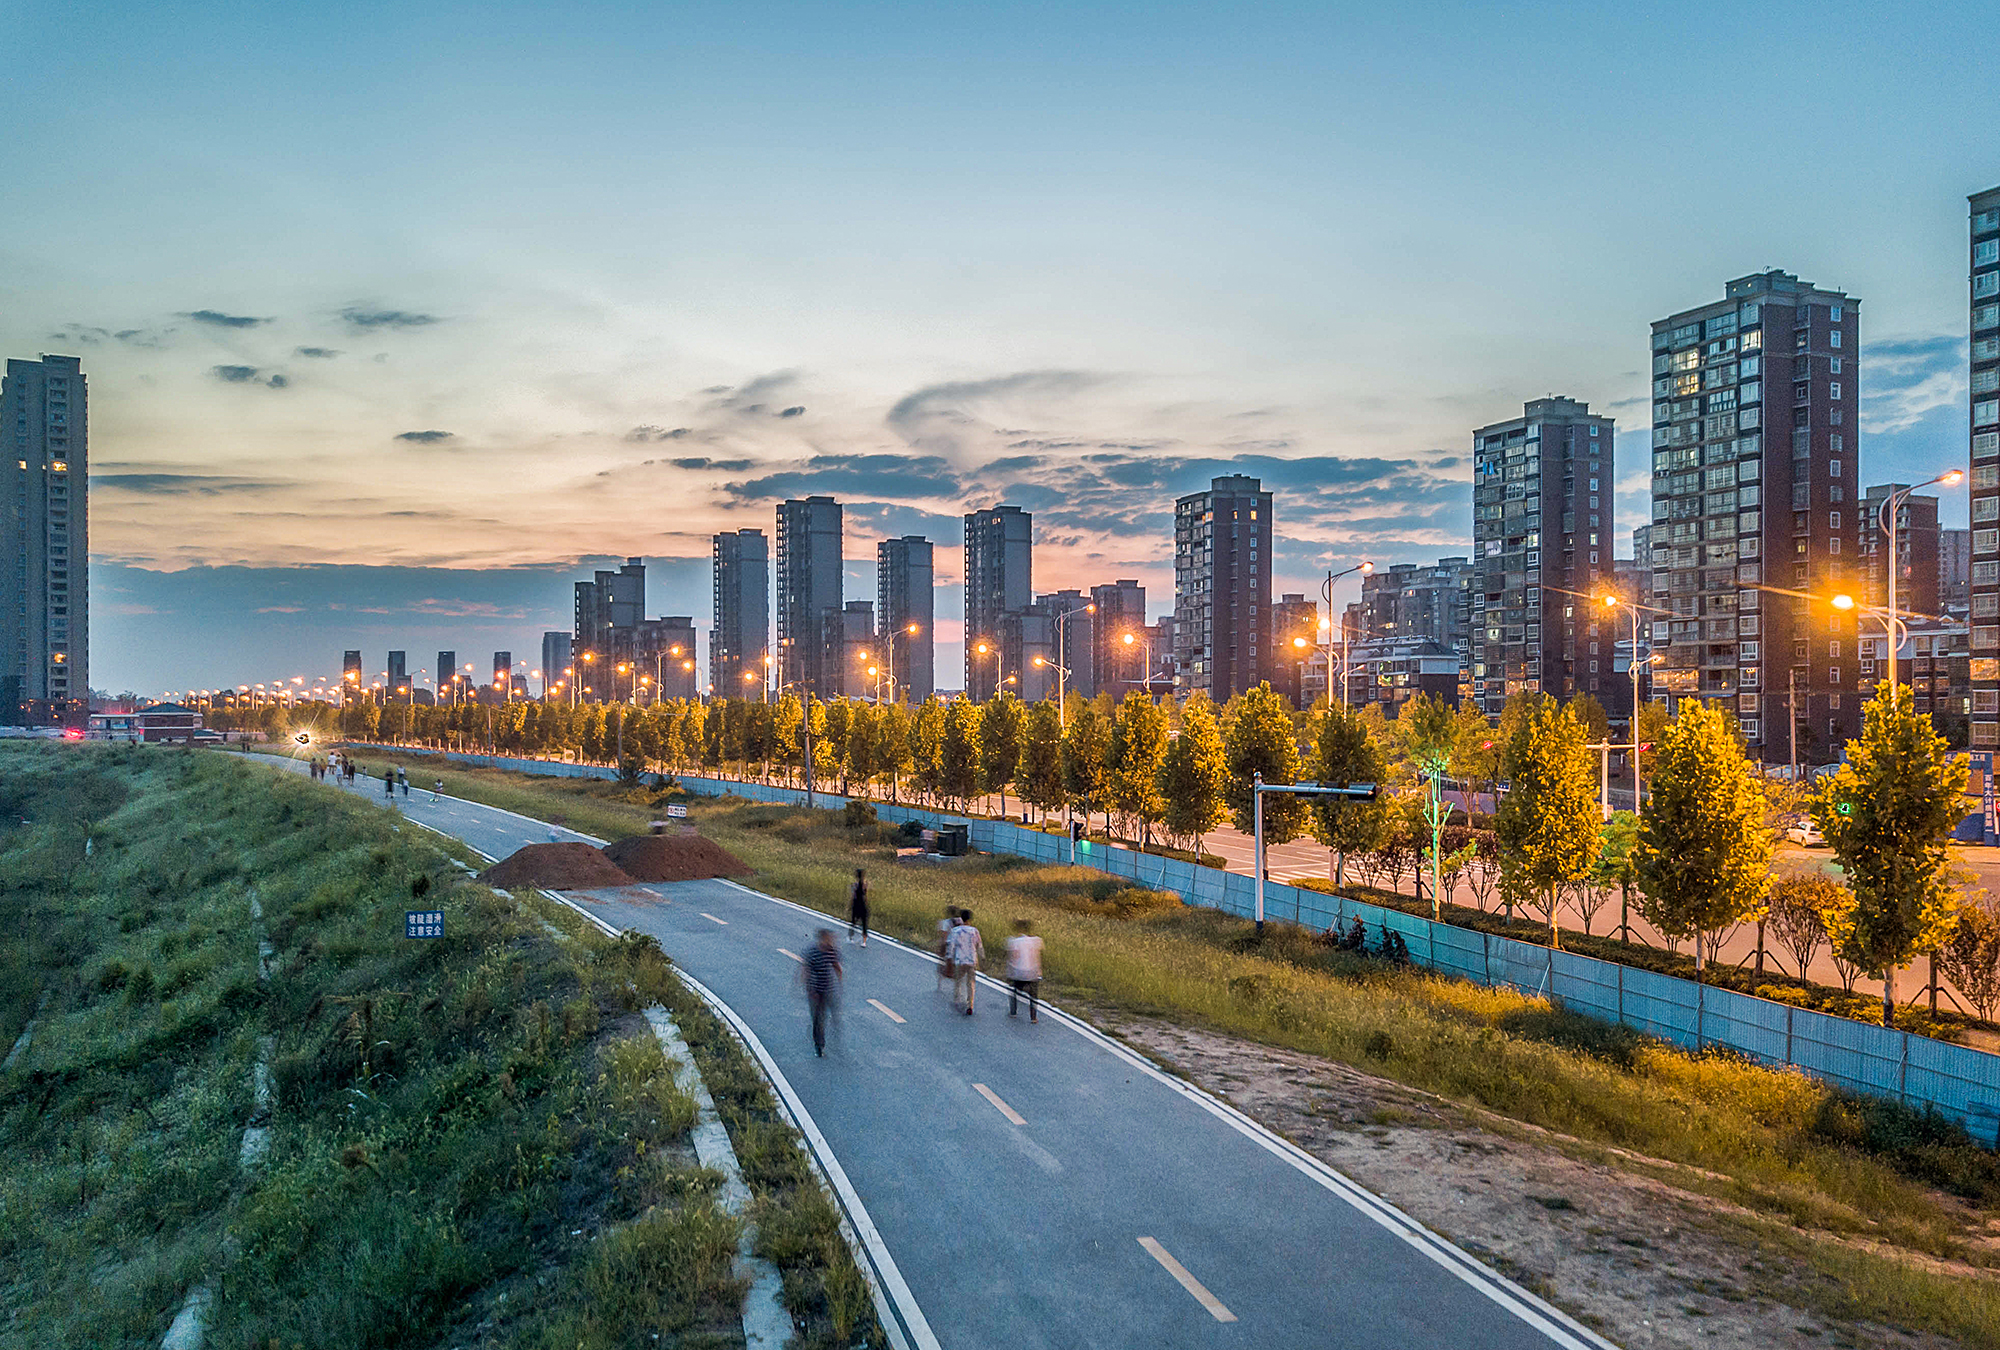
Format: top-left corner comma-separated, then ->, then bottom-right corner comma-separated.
0,744 -> 875,1350
324,748 -> 2000,1346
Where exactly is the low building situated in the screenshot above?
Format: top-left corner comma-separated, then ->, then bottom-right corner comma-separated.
1341,637 -> 1462,715
88,702 -> 205,744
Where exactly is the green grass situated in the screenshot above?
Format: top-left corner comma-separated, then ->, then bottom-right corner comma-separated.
0,743 -> 877,1349
281,754 -> 2000,1344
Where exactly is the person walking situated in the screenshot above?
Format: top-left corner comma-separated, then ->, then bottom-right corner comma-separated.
936,907 -> 960,991
847,868 -> 870,946
1006,919 -> 1044,1023
948,910 -> 983,1015
432,777 -> 444,802
382,767 -> 395,799
801,928 -> 843,1056
398,766 -> 410,798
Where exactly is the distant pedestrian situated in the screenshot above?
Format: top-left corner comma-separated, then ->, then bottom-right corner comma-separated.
801,928 -> 843,1056
948,910 -> 983,1015
847,868 -> 870,946
937,906 -> 960,990
432,778 -> 444,802
382,768 -> 395,799
398,766 -> 410,797
1006,919 -> 1043,1023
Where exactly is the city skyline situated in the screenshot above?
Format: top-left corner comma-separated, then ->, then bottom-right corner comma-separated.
2,3 -> 1995,692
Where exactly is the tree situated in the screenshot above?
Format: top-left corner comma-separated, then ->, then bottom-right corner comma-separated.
1449,702 -> 1500,816
910,697 -> 946,803
876,703 -> 915,801
1494,698 -> 1599,946
938,699 -> 983,811
1767,872 -> 1839,989
1401,692 -> 1456,919
1808,685 -> 1969,1027
1222,682 -> 1308,849
1109,693 -> 1170,845
1568,691 -> 1610,746
1017,700 -> 1066,821
1631,699 -> 1773,980
843,701 -> 880,792
1061,702 -> 1112,828
1308,701 -> 1390,885
1158,693 -> 1228,857
804,695 -> 835,791
821,699 -> 853,790
772,693 -> 803,784
1938,897 -> 2000,1020
980,693 -> 1025,816
1592,810 -> 1640,942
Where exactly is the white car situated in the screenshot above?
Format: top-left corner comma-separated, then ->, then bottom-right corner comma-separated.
1785,817 -> 1825,847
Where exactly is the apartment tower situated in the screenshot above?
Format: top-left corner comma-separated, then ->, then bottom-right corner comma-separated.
963,505 -> 1032,700
2,354 -> 86,721
1968,187 -> 2000,749
776,497 -> 843,695
1649,270 -> 1861,761
1173,475 -> 1272,701
1089,579 -> 1147,696
875,535 -> 934,703
1471,398 -> 1615,716
711,528 -> 771,697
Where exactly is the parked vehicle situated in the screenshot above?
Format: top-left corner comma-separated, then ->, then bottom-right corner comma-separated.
1785,816 -> 1825,847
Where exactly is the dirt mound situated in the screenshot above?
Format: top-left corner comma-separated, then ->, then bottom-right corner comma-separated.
479,842 -> 637,891
603,833 -> 754,883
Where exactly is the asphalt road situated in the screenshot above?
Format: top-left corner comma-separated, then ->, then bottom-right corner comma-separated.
272,754 -> 1611,1350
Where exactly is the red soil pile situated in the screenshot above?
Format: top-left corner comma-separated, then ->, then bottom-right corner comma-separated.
603,833 -> 754,883
479,842 -> 637,891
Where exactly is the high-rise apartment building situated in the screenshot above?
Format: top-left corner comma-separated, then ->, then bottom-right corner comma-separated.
1351,557 -> 1475,669
963,505 -> 1033,700
711,528 -> 770,696
1649,271 -> 1860,760
492,652 -> 514,694
1273,593 -> 1319,707
1470,398 -> 1615,716
634,617 -> 698,699
387,651 -> 408,695
3,355 -> 87,721
1942,529 -> 1972,613
1089,579 -> 1147,696
536,635 -> 568,697
837,601 -> 877,698
343,650 -> 363,698
1861,485 -> 1940,616
436,650 -> 459,700
574,558 -> 646,663
1968,187 -> 2000,749
876,536 -> 935,703
1174,475 -> 1272,701
1034,588 -> 1092,697
776,497 -> 843,695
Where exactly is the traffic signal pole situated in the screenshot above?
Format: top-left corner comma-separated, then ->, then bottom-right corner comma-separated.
1252,772 -> 1381,935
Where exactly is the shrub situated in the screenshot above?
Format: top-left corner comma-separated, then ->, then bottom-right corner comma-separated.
841,801 -> 877,828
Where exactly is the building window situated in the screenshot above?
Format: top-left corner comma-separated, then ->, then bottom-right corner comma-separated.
1977,529 -> 2000,556
1828,538 -> 1841,554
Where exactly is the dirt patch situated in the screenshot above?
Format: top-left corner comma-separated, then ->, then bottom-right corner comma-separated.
602,833 -> 753,883
479,842 -> 636,891
1092,1010 -> 1981,1350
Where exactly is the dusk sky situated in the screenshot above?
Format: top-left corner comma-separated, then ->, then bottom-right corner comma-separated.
3,0 -> 1994,694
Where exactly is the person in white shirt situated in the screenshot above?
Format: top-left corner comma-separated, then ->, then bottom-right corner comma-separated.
948,910 -> 984,1015
1006,919 -> 1043,1023
936,907 -> 959,989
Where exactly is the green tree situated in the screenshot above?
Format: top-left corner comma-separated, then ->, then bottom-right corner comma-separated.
876,702 -> 915,801
772,693 -> 803,783
910,697 -> 947,804
1309,701 -> 1389,886
1222,682 -> 1308,850
803,695 -> 835,792
1938,897 -> 2000,1020
1401,693 -> 1457,919
1630,701 -> 1772,977
1809,686 -> 1970,1027
1158,693 -> 1228,857
1109,693 -> 1170,845
1017,701 -> 1066,821
980,693 -> 1025,815
1061,702 -> 1113,828
821,699 -> 854,792
1592,810 -> 1641,942
939,699 -> 983,811
843,700 -> 880,792
1449,702 -> 1499,814
1494,698 -> 1599,946
1568,691 -> 1610,745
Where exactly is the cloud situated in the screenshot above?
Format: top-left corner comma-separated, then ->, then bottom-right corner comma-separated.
778,406 -> 806,418
394,430 -> 456,444
340,305 -> 443,330
626,425 -> 692,442
294,346 -> 340,359
886,369 -> 1108,456
182,309 -> 269,328
48,324 -> 109,346
93,473 -> 289,496
725,453 -> 964,502
211,364 -> 288,388
667,456 -> 754,471
1862,333 -> 1967,435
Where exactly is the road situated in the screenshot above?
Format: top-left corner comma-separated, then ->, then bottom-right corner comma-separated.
279,757 -> 1611,1350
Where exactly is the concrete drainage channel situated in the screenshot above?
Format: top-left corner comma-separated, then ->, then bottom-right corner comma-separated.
160,890 -> 278,1349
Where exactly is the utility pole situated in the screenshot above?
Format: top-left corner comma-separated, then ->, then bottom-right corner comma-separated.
1788,667 -> 1799,783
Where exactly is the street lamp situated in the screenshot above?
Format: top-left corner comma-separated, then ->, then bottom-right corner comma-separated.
1868,470 -> 1963,706
1054,603 -> 1095,703
1119,630 -> 1156,694
975,640 -> 1004,703
1322,562 -> 1374,710
1599,592 -> 1674,808
1032,655 -> 1073,727
882,622 -> 919,704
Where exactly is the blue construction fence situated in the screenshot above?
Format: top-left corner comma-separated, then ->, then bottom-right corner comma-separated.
358,746 -> 2000,1147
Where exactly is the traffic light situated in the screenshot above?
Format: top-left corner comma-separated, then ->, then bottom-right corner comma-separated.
1836,800 -> 1855,817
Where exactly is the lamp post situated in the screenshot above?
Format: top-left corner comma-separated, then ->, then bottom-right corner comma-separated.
1598,592 -> 1673,810
1321,562 -> 1374,710
1054,603 -> 1095,706
975,640 -> 1003,703
883,622 -> 919,704
1119,630 -> 1155,696
1871,471 -> 1963,706
1032,656 -> 1072,727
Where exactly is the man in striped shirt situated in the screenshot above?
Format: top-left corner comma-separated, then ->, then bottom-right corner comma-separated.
802,928 -> 844,1056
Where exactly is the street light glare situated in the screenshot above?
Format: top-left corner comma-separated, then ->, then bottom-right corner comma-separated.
1359,561 -> 1374,573
1831,594 -> 1856,611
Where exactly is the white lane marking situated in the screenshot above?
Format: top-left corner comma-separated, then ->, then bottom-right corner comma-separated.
701,912 -> 730,925
868,998 -> 906,1024
1138,1237 -> 1237,1323
972,1082 -> 1026,1126
778,947 -> 803,963
712,877 -> 1617,1350
676,969 -> 943,1350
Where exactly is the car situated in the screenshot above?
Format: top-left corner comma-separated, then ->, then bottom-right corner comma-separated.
1785,816 -> 1825,847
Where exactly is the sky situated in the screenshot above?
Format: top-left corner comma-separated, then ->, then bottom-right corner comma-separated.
1,0 -> 1993,695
